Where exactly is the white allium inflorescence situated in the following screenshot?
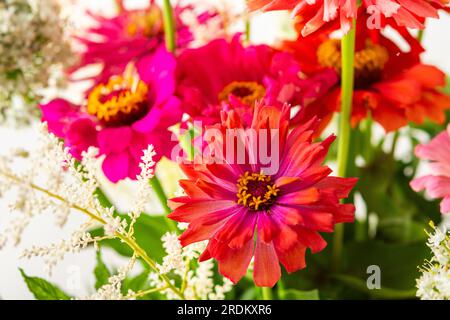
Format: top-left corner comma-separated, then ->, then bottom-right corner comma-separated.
416,222 -> 450,300
0,0 -> 76,126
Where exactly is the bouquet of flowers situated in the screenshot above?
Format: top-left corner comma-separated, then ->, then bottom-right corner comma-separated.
0,0 -> 449,301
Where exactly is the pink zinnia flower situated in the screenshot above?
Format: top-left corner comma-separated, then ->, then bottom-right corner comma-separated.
69,0 -> 211,89
175,36 -> 337,126
168,103 -> 357,287
410,125 -> 450,214
248,0 -> 448,36
41,48 -> 181,183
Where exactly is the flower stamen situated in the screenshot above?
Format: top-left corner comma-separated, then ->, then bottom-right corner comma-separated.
126,7 -> 163,37
236,171 -> 279,211
87,66 -> 148,127
317,39 -> 389,88
219,81 -> 266,106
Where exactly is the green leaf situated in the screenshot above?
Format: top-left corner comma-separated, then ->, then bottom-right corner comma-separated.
333,274 -> 416,299
122,271 -> 150,294
19,268 -> 71,300
358,150 -> 440,243
94,250 -> 111,289
342,240 -> 430,291
282,289 -> 319,300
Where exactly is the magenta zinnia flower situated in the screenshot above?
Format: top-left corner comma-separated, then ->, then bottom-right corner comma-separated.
168,103 -> 357,287
69,0 -> 210,89
410,125 -> 450,214
248,0 -> 448,36
175,36 -> 337,126
41,48 -> 181,182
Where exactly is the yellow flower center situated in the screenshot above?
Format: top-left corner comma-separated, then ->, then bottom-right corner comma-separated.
218,81 -> 266,106
87,69 -> 149,127
317,39 -> 389,88
236,171 -> 280,211
126,7 -> 163,37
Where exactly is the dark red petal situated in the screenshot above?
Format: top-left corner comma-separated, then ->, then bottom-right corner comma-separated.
214,209 -> 257,249
168,200 -> 235,222
295,226 -> 327,253
195,179 -> 236,199
212,239 -> 254,284
277,187 -> 320,205
178,179 -> 210,199
257,213 -> 281,243
253,238 -> 281,287
274,240 -> 307,273
315,177 -> 358,198
179,207 -> 241,246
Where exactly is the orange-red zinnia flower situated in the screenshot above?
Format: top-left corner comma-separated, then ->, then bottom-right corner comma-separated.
283,14 -> 450,132
168,103 -> 357,287
248,0 -> 448,36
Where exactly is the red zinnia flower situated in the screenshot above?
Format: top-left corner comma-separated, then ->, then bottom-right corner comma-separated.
41,48 -> 181,182
248,0 -> 448,36
168,103 -> 357,287
283,14 -> 450,132
69,0 -> 213,90
175,36 -> 337,127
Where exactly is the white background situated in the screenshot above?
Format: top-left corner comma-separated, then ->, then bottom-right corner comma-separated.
0,0 -> 449,299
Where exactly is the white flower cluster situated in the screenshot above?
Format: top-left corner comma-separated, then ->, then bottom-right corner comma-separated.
21,222 -> 96,275
416,222 -> 450,300
0,0 -> 75,126
127,146 -> 156,234
150,232 -> 233,300
81,255 -> 137,300
0,124 -> 134,272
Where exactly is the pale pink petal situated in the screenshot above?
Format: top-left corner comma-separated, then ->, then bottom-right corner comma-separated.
441,196 -> 450,214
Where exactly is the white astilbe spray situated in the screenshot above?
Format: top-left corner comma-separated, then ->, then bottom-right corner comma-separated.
0,0 -> 76,126
21,221 -> 98,275
149,232 -> 233,300
0,124 -> 151,273
81,255 -> 137,300
127,146 -> 156,236
416,222 -> 450,300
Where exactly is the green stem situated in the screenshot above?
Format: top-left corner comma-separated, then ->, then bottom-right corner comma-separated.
261,287 -> 273,300
245,18 -> 251,43
417,29 -> 424,42
361,113 -> 373,164
390,131 -> 399,159
150,176 -> 177,232
332,19 -> 356,272
162,0 -> 176,53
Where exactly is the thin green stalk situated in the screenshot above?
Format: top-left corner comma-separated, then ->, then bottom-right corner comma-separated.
162,0 -> 176,52
361,113 -> 373,164
114,0 -> 124,13
150,176 -> 177,232
261,287 -> 273,300
332,19 -> 356,272
417,29 -> 424,42
390,131 -> 400,159
245,18 -> 251,43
